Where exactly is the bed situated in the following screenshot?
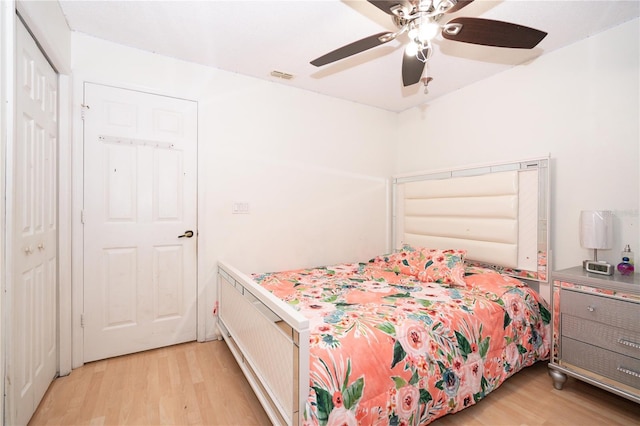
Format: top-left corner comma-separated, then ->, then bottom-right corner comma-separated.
217,157 -> 551,425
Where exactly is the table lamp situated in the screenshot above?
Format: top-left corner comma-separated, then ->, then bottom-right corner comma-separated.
580,210 -> 614,275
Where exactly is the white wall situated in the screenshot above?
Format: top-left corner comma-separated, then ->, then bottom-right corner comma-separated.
396,19 -> 640,274
71,33 -> 397,340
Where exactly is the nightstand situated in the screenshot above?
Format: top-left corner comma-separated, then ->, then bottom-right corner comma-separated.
548,266 -> 640,403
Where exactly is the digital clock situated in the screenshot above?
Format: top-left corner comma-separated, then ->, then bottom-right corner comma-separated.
583,260 -> 614,276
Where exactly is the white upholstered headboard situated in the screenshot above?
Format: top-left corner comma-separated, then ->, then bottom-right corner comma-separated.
393,157 -> 549,283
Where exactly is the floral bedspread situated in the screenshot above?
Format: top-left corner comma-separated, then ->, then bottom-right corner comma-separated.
252,249 -> 551,426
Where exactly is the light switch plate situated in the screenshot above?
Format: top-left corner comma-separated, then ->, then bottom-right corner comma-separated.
232,202 -> 250,214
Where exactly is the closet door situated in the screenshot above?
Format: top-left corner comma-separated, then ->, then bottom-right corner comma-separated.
10,18 -> 58,426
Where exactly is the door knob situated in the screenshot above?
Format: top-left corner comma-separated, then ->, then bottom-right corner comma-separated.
178,230 -> 194,238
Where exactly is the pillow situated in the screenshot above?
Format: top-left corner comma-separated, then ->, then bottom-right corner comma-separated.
378,245 -> 467,286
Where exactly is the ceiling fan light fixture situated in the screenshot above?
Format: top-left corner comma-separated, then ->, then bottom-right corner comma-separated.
416,43 -> 432,63
418,21 -> 440,41
405,41 -> 419,57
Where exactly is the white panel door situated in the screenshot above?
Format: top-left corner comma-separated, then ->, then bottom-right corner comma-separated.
83,83 -> 197,362
10,19 -> 58,426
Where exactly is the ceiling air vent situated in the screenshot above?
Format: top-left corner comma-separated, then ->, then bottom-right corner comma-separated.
270,70 -> 294,80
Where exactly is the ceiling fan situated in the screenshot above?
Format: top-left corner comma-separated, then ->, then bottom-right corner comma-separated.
310,0 -> 548,87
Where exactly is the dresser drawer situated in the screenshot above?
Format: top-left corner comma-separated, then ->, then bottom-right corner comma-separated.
562,314 -> 640,359
563,337 -> 640,390
561,289 -> 640,333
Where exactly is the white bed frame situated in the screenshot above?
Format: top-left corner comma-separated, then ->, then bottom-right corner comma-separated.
217,156 -> 550,425
217,262 -> 309,425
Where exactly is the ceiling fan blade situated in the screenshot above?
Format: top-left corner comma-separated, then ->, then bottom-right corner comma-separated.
402,53 -> 426,87
442,17 -> 547,49
367,0 -> 412,16
310,32 -> 393,67
445,0 -> 475,13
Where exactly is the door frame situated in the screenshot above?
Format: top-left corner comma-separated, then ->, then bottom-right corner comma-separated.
0,4 -> 13,421
70,76 -> 204,368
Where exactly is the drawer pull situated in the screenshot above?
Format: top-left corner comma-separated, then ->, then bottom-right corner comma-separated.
586,305 -> 595,312
618,339 -> 640,350
616,366 -> 640,379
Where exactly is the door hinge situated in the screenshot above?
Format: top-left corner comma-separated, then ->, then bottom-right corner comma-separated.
80,209 -> 85,224
80,103 -> 90,120
80,313 -> 85,327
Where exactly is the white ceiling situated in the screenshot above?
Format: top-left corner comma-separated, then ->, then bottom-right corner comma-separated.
58,0 -> 639,112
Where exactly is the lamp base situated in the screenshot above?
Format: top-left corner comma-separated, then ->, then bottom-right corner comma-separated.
583,260 -> 614,276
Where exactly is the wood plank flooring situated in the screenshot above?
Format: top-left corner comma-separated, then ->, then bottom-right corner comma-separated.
29,341 -> 270,425
29,340 -> 640,425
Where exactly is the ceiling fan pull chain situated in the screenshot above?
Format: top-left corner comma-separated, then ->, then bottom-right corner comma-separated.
422,76 -> 433,94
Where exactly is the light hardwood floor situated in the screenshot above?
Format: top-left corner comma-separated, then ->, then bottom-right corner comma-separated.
30,341 -> 639,426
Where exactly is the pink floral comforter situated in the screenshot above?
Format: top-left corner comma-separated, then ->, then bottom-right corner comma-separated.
252,250 -> 551,425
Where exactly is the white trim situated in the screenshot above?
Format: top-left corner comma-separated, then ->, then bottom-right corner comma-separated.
57,74 -> 72,376
1,1 -> 16,423
196,103 -> 206,343
70,77 -> 84,368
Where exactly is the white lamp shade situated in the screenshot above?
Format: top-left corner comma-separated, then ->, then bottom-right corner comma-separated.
580,210 -> 613,249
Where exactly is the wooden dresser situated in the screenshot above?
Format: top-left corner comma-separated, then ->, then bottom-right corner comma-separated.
549,267 -> 640,403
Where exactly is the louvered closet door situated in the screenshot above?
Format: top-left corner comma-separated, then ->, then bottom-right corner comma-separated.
11,18 -> 59,426
82,83 -> 198,362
